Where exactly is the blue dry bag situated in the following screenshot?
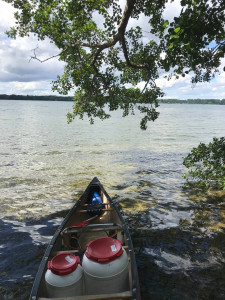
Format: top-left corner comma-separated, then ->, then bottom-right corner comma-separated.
92,192 -> 102,204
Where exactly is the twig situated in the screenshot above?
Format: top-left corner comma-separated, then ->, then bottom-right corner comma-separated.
29,46 -> 63,63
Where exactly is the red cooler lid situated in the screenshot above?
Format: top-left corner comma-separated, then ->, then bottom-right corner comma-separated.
48,252 -> 80,275
85,237 -> 123,263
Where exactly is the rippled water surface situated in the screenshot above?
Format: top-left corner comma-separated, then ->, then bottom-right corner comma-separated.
1,100 -> 225,299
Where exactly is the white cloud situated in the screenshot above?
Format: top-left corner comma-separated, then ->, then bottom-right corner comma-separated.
0,35 -> 65,82
137,68 -> 225,100
163,0 -> 182,21
0,1 -> 65,94
0,80 -> 53,95
158,72 -> 225,99
0,1 -> 16,32
156,74 -> 191,89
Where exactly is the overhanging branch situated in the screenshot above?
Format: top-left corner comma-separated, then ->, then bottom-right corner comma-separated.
30,0 -> 145,75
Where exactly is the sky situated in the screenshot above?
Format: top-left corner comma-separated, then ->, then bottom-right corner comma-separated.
0,0 -> 224,99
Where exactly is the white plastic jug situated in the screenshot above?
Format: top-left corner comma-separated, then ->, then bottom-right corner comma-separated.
45,252 -> 83,297
82,237 -> 129,295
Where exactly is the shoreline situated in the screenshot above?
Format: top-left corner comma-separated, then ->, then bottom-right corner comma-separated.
0,95 -> 224,105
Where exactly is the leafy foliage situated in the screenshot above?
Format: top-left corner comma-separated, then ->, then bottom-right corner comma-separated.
183,137 -> 225,190
4,0 -> 225,129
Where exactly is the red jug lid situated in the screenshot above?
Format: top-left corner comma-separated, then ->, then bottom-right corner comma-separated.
48,252 -> 80,275
85,237 -> 123,263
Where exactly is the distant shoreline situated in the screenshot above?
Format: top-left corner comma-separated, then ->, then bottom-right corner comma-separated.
159,99 -> 225,105
0,94 -> 225,105
0,94 -> 73,101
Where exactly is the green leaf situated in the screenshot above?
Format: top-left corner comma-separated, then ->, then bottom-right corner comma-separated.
163,20 -> 169,28
170,35 -> 179,39
174,27 -> 180,33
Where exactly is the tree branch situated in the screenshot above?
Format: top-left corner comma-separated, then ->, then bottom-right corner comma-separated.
29,46 -> 63,63
77,0 -> 138,72
120,35 -> 146,69
90,36 -> 119,68
212,40 -> 225,55
30,0 -> 144,74
117,0 -> 136,36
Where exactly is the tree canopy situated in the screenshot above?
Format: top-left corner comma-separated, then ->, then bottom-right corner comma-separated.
5,0 -> 225,129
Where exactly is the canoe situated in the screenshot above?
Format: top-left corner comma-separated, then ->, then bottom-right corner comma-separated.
30,177 -> 141,300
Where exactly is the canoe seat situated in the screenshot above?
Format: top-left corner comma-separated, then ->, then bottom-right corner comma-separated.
38,290 -> 132,299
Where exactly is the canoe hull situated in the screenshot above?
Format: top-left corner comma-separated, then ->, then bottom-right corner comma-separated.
30,177 -> 140,300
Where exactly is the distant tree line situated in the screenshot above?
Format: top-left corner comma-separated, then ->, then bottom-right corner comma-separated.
159,98 -> 225,105
0,94 -> 73,101
0,94 -> 225,105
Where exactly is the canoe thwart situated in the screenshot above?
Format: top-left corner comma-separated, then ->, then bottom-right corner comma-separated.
63,223 -> 123,234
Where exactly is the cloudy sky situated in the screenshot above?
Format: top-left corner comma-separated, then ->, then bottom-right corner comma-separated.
0,0 -> 224,99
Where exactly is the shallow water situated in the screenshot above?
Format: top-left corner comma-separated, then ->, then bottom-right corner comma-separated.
0,100 -> 225,299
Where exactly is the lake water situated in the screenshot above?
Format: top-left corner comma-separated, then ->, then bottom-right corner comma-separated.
1,100 -> 225,299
